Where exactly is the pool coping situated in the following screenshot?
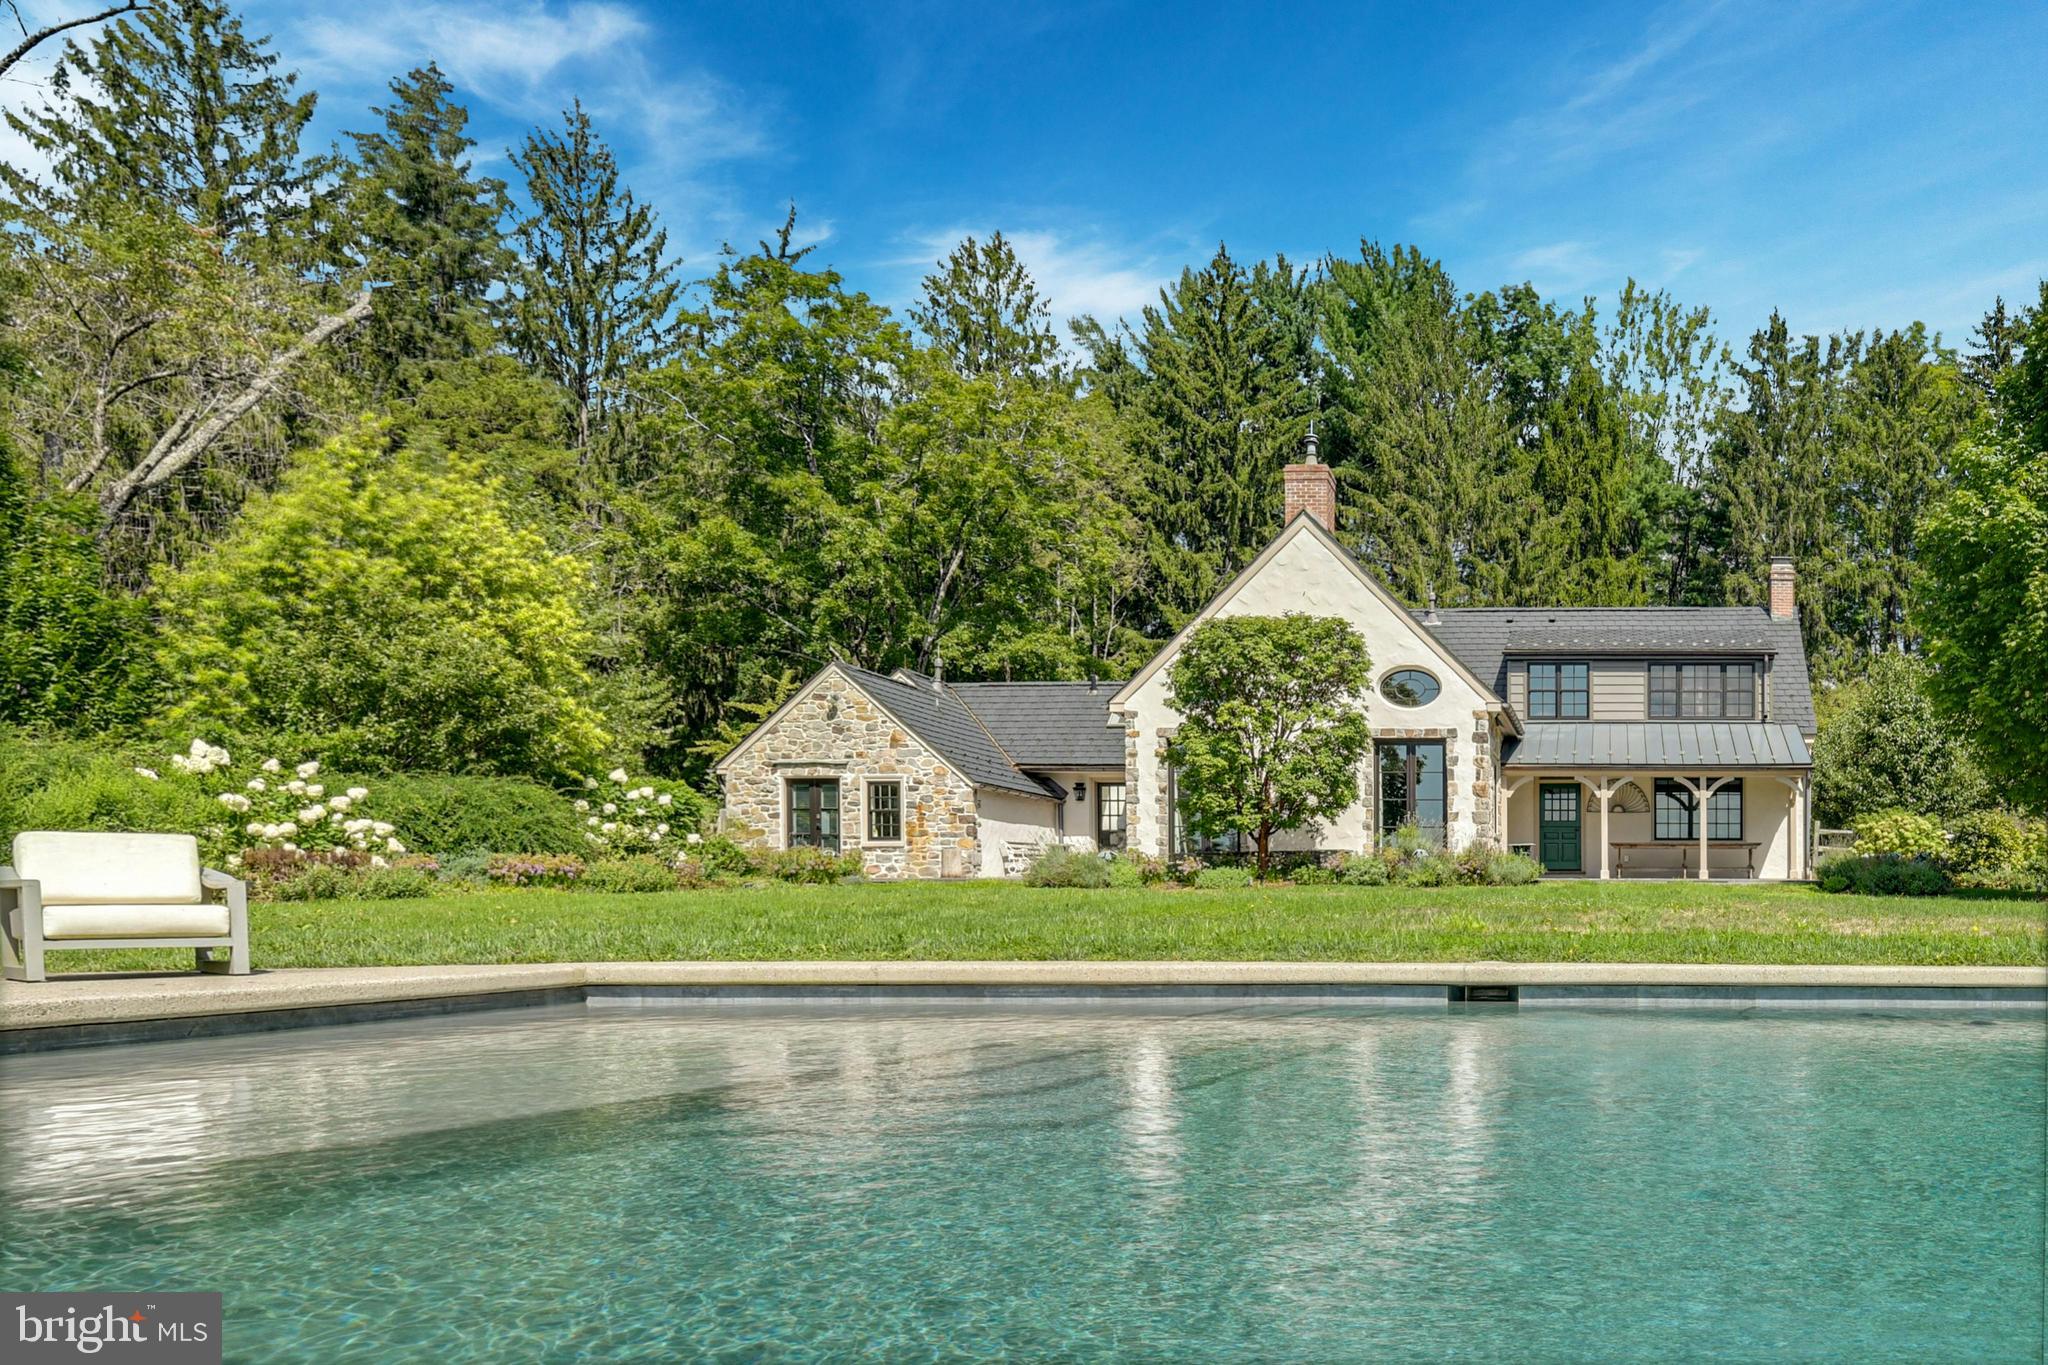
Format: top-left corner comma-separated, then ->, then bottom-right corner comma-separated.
3,960 -> 2043,1050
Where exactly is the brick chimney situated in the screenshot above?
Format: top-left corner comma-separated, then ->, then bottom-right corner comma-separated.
1283,422 -> 1337,532
1768,556 -> 1796,618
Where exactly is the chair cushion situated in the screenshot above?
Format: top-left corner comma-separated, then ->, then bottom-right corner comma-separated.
40,901 -> 231,940
13,832 -> 202,905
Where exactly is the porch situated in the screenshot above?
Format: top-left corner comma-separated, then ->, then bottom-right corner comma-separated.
1502,769 -> 1813,881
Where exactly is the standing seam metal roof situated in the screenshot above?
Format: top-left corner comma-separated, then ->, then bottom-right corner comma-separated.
1504,721 -> 1811,768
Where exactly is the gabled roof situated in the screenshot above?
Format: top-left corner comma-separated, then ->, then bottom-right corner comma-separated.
947,682 -> 1127,768
1109,512 -> 1510,726
1420,608 -> 1816,734
837,667 -> 1060,799
1505,721 -> 1811,769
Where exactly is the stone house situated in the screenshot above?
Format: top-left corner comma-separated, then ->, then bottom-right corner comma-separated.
717,448 -> 1817,880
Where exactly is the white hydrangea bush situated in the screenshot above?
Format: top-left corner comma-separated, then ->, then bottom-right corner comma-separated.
139,740 -> 407,866
575,767 -> 694,856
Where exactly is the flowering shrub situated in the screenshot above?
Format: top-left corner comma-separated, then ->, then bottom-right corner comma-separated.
135,739 -> 407,866
571,767 -> 711,856
484,853 -> 586,887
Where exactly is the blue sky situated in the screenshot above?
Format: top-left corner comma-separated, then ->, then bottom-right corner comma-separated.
11,0 -> 2047,347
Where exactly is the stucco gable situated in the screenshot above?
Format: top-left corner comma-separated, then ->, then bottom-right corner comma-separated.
1110,513 -> 1507,717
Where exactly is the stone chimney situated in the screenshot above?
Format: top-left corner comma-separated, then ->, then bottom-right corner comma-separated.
1283,422 -> 1337,531
1768,556 -> 1796,619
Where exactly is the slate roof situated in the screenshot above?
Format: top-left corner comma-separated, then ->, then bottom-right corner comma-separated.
946,682 -> 1127,769
839,667 -> 1059,799
1504,721 -> 1811,769
1418,607 -> 1817,734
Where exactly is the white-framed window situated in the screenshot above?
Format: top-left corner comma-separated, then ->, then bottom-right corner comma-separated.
864,779 -> 904,845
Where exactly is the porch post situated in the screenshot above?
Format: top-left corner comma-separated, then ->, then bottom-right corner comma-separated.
1596,775 -> 1614,880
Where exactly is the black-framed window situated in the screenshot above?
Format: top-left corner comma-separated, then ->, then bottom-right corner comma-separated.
788,779 -> 840,852
1528,662 -> 1589,719
865,780 -> 901,843
1650,663 -> 1756,720
1378,741 -> 1445,841
1097,782 -> 1127,850
1653,778 -> 1743,841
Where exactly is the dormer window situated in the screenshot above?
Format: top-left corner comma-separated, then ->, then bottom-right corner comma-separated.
1528,662 -> 1588,719
1650,662 -> 1756,720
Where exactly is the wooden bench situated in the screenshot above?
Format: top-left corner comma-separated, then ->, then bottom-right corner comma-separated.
1612,841 -> 1761,878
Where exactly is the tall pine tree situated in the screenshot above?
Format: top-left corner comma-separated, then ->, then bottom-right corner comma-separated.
508,101 -> 681,457
1,0 -> 315,252
330,64 -> 511,387
912,232 -> 1062,384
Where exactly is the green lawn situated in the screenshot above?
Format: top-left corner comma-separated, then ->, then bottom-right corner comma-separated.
47,879 -> 2047,972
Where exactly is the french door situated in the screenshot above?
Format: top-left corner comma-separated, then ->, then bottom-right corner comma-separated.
787,779 -> 840,852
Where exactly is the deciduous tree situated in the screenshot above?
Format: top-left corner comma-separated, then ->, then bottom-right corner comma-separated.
1164,614 -> 1374,876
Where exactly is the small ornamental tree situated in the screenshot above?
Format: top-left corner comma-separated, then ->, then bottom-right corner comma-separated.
1164,614 -> 1374,876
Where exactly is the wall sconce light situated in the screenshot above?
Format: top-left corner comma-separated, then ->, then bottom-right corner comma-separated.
1074,781 -> 1087,801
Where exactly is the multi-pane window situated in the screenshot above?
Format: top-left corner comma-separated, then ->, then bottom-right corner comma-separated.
1378,741 -> 1446,842
1650,663 -> 1756,719
788,779 -> 840,852
1653,778 -> 1743,840
865,780 -> 902,843
1528,662 -> 1589,719
1096,783 -> 1128,850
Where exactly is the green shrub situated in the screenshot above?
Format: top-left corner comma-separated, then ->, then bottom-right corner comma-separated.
485,853 -> 587,887
432,849 -> 494,885
1191,865 -> 1254,890
271,862 -> 358,901
1291,862 -> 1337,885
371,774 -> 587,855
1119,851 -> 1169,884
1337,852 -> 1390,886
1946,810 -> 2035,874
1024,844 -> 1113,888
1852,809 -> 1947,859
1400,851 -> 1461,887
1105,856 -> 1145,888
580,857 -> 682,894
1815,852 -> 1954,896
751,847 -> 862,884
11,757 -> 226,858
1484,851 -> 1544,885
695,835 -> 756,880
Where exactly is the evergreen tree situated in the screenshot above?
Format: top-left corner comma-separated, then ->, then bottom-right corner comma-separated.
331,64 -> 511,386
1700,316 -> 1859,670
508,101 -> 681,456
1126,244 -> 1315,628
1964,296 -> 2025,398
2,0 -> 315,251
912,231 -> 1062,383
1319,242 -> 1522,606
1830,326 -> 1975,656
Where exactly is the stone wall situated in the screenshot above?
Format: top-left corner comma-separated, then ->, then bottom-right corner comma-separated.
719,668 -> 982,879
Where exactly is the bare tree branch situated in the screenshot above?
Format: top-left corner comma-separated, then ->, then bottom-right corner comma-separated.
97,290 -> 373,522
0,2 -> 145,80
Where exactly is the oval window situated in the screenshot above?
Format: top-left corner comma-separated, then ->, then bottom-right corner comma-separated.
1380,668 -> 1441,707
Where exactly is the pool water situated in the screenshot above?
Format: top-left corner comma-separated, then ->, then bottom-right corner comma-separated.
3,1003 -> 2042,1361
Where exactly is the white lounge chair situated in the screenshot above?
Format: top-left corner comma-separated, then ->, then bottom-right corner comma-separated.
0,832 -> 249,982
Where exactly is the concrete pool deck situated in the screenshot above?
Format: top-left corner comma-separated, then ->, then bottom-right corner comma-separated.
2,961 -> 2043,1049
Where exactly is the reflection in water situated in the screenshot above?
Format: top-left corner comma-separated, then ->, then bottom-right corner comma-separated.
1118,1032 -> 1181,1193
1,1004 -> 2042,1362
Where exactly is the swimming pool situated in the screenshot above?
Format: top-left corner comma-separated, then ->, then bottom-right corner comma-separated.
4,1003 -> 2042,1360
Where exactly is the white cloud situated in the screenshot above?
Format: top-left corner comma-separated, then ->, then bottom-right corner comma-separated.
290,2 -> 647,99
1505,240 -> 1611,296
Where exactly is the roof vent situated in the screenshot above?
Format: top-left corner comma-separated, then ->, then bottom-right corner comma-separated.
1421,584 -> 1441,626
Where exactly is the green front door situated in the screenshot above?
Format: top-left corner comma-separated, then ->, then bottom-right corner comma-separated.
1539,783 -> 1581,872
